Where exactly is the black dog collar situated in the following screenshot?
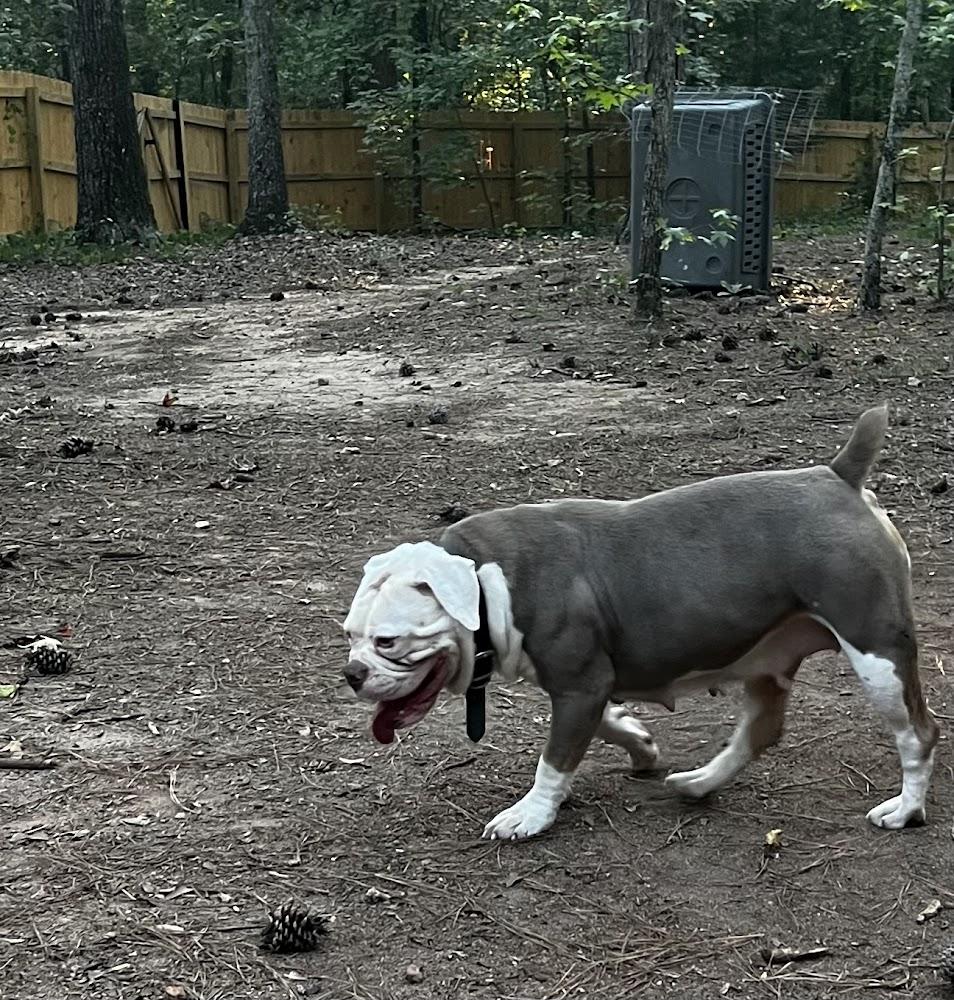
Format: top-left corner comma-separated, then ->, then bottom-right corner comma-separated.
465,582 -> 495,743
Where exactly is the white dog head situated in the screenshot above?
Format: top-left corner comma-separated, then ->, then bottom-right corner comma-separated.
343,541 -> 480,744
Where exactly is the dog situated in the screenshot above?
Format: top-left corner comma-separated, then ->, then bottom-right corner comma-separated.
342,405 -> 938,840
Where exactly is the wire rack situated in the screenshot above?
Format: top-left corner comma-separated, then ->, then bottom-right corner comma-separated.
633,87 -> 823,176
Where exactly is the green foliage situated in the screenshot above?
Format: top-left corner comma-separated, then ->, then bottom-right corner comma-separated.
4,0 -> 954,125
0,1 -> 70,80
659,207 -> 739,250
773,212 -> 865,239
125,0 -> 242,105
288,202 -> 349,232
0,224 -> 236,266
0,229 -> 131,265
686,0 -> 954,122
505,5 -> 648,110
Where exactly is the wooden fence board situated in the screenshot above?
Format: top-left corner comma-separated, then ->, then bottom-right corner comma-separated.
190,179 -> 230,229
42,97 -> 75,164
225,111 -> 241,224
0,96 -> 24,161
24,87 -> 46,230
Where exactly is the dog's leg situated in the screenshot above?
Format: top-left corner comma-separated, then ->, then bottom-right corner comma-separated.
597,704 -> 660,772
483,689 -> 607,841
665,673 -> 792,799
836,633 -> 938,829
665,617 -> 836,800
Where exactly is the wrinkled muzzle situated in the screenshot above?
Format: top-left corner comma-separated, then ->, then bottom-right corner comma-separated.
343,640 -> 453,745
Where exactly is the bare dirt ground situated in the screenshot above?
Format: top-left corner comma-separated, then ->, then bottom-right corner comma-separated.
0,229 -> 952,1000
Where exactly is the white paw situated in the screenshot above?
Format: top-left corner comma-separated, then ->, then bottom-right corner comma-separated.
665,767 -> 718,799
866,794 -> 925,830
631,742 -> 662,773
482,795 -> 558,841
602,706 -> 661,771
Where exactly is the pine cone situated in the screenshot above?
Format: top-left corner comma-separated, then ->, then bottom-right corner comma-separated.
25,645 -> 73,676
940,942 -> 954,984
59,437 -> 95,458
262,900 -> 328,954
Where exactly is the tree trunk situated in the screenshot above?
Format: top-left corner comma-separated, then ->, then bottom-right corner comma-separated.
68,0 -> 156,245
837,5 -> 853,121
635,0 -> 677,318
219,44 -> 235,108
613,0 -> 647,244
368,1 -> 399,90
749,5 -> 762,87
240,0 -> 291,234
935,115 -> 954,300
858,0 -> 922,311
408,0 -> 430,230
626,0 -> 649,81
369,47 -> 399,91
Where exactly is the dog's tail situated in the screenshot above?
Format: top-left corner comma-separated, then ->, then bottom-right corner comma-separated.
829,404 -> 888,490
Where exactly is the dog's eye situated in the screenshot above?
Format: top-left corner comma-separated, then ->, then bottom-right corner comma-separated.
374,636 -> 397,651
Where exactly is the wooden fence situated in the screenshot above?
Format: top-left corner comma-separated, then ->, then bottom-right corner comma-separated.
2,69 -> 953,236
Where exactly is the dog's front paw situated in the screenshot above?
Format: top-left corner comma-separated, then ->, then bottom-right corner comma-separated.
866,794 -> 925,830
482,794 -> 558,841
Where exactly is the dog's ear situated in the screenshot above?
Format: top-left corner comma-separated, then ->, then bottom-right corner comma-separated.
408,542 -> 480,632
351,541 -> 480,632
347,543 -> 417,620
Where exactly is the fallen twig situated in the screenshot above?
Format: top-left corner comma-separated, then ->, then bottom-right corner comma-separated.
0,758 -> 57,770
761,944 -> 831,965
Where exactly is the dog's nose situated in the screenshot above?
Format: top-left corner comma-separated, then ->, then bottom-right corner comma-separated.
343,660 -> 369,692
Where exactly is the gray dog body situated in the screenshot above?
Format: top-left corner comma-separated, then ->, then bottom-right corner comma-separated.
344,406 -> 939,840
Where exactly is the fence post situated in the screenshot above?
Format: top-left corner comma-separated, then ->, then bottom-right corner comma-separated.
172,100 -> 192,231
374,171 -> 386,234
24,87 -> 48,233
225,110 -> 241,225
562,114 -> 573,227
581,107 -> 596,227
511,122 -> 523,227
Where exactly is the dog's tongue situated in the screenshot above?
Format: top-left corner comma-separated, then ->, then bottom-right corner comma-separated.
372,659 -> 447,744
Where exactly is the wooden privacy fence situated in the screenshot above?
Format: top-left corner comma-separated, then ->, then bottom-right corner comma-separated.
2,69 -> 954,236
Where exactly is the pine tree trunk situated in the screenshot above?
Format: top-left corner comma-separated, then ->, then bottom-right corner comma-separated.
635,0 -> 677,318
409,1 -> 430,230
858,0 -> 922,311
613,0 -> 648,245
240,0 -> 290,234
69,0 -> 156,245
626,0 -> 649,80
368,1 -> 399,90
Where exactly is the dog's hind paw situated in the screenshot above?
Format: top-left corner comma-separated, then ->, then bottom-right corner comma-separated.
599,705 -> 661,772
866,794 -> 925,829
664,766 -> 720,799
482,795 -> 557,841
